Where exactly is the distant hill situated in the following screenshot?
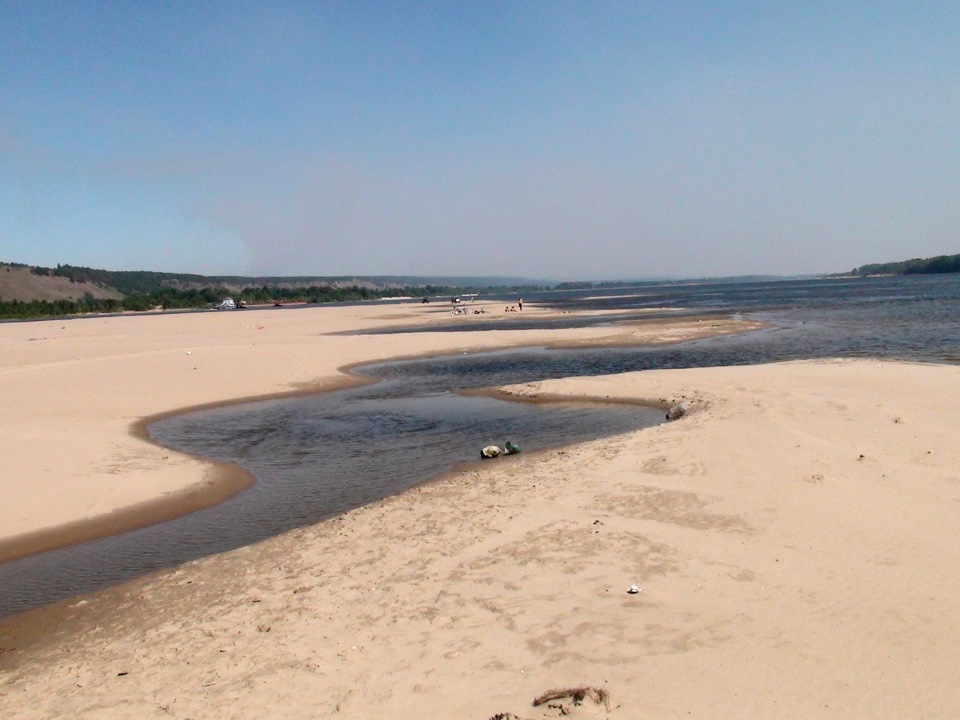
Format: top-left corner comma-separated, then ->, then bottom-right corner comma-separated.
0,264 -> 125,303
851,253 -> 960,277
0,262 -> 542,302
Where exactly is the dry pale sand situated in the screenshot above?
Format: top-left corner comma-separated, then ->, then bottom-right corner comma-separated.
1,303 -> 958,719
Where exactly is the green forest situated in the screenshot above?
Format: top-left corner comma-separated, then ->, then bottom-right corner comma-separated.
0,284 -> 439,319
852,253 -> 960,277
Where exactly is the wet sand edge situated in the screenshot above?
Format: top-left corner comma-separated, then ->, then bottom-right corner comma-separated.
0,315 -> 755,568
0,317 -> 761,664
0,399 -> 675,668
0,373 -> 374,567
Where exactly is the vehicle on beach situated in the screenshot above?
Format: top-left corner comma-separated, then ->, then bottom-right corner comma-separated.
215,297 -> 247,310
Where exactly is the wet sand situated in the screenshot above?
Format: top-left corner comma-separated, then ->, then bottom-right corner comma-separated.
3,303 -> 959,718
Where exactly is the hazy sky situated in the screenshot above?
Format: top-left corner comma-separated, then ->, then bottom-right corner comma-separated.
2,2 -> 958,279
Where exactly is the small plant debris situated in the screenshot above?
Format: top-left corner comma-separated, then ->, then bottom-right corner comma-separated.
533,686 -> 611,710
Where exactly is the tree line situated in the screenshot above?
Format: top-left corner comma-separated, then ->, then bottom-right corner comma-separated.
0,284 -> 473,320
853,253 -> 960,276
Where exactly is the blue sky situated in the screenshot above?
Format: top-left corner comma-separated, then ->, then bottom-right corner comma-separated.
2,1 -> 958,279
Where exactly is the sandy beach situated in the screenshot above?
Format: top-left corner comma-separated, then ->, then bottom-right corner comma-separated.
0,301 -> 754,562
2,302 -> 959,719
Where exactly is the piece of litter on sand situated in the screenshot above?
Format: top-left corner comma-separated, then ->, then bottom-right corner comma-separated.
627,584 -> 640,594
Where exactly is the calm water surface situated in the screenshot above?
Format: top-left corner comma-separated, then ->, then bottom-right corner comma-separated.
1,274 -> 958,617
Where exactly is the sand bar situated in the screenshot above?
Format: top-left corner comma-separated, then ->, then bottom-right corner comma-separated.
2,304 -> 959,718
0,302 -> 754,559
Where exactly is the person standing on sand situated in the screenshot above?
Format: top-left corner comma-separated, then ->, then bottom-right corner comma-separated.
518,297 -> 523,311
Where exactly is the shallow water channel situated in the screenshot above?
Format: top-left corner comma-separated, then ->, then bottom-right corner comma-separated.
0,350 -> 663,618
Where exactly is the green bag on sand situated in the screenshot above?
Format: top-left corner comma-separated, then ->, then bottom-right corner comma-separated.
504,441 -> 521,454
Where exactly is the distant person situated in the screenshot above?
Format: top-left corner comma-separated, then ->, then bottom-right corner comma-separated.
518,297 -> 523,311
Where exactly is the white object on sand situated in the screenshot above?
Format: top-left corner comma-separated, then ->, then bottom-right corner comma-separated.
480,445 -> 502,459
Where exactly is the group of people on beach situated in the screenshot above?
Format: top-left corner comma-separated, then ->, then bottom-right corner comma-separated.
505,297 -> 523,312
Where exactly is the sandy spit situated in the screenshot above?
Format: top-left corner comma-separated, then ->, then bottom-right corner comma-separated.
2,304 -> 958,719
